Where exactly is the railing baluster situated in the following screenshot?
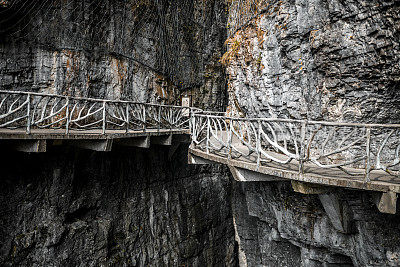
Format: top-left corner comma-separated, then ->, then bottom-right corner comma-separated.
143,105 -> 146,132
190,113 -> 195,146
66,97 -> 70,135
102,101 -> 106,134
126,103 -> 129,133
299,120 -> 307,175
158,106 -> 161,133
256,120 -> 261,170
206,115 -> 210,154
228,118 -> 232,160
365,127 -> 371,182
26,93 -> 31,134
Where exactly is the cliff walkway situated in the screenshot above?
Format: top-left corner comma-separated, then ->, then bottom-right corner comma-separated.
188,112 -> 400,215
0,90 -> 192,152
1,90 -> 399,215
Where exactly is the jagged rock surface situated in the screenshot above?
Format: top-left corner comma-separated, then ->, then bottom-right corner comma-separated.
0,0 -> 227,110
233,182 -> 400,267
225,0 -> 400,122
0,145 -> 237,266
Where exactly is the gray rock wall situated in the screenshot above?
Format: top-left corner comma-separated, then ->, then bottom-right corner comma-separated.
225,0 -> 400,122
0,145 -> 237,266
233,181 -> 400,267
0,0 -> 228,110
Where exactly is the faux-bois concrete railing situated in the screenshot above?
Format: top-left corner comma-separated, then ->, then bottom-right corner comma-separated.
0,90 -> 195,134
1,90 -> 400,215
190,113 -> 400,188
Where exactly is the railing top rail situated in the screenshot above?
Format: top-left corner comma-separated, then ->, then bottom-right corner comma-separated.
0,90 -> 201,111
193,113 -> 400,129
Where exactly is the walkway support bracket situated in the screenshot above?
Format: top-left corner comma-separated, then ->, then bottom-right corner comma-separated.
116,137 -> 150,149
229,166 -> 285,182
13,140 -> 47,153
375,191 -> 397,214
152,134 -> 172,146
71,139 -> 113,152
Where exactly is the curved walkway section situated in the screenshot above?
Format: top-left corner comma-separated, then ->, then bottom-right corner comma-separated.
189,112 -> 400,194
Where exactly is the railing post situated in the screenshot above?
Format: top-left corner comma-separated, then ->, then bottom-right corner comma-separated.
125,103 -> 129,133
102,101 -> 106,135
256,119 -> 261,170
228,118 -> 232,160
142,105 -> 146,132
158,106 -> 161,133
65,97 -> 70,135
206,115 -> 210,154
170,108 -> 173,131
299,120 -> 307,175
190,113 -> 195,144
188,108 -> 192,133
26,93 -> 31,134
365,127 -> 371,182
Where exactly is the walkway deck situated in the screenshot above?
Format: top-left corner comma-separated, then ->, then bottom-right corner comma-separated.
0,128 -> 188,140
189,147 -> 400,193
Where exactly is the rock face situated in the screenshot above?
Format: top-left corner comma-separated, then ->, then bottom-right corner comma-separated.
2,1 -> 400,266
0,0 -> 227,110
0,145 -> 237,266
233,182 -> 400,267
225,0 -> 400,122
224,2 -> 400,266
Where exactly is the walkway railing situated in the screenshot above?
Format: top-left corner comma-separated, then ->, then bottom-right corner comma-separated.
2,90 -> 400,182
191,113 -> 400,182
0,90 -> 197,134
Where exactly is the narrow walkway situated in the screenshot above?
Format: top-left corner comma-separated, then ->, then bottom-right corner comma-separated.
189,113 -> 400,194
0,90 -> 192,152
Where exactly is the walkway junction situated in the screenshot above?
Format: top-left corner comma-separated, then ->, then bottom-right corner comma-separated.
1,90 -> 399,220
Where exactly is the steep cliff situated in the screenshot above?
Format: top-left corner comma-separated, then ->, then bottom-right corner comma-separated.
224,0 -> 400,122
0,0 -> 227,109
0,145 -> 237,266
2,0 -> 400,266
225,1 -> 400,266
233,182 -> 400,266
0,1 -> 235,266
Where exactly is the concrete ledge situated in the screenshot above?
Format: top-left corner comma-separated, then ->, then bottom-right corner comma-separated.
172,134 -> 191,143
70,139 -> 113,152
0,129 -> 189,140
12,140 -> 47,153
292,181 -> 330,195
319,193 -> 352,233
229,166 -> 285,182
189,148 -> 400,194
151,135 -> 172,146
375,191 -> 397,214
116,137 -> 150,148
188,153 -> 218,165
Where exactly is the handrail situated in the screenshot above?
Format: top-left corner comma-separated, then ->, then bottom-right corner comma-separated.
2,90 -> 400,184
0,90 -> 200,134
190,113 -> 400,183
192,113 -> 400,129
0,90 -> 201,109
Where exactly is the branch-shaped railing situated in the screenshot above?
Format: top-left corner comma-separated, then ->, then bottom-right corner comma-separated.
3,90 -> 400,182
0,90 -> 197,134
191,113 -> 400,182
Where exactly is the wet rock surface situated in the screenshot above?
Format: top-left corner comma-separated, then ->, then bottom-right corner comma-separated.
0,145 -> 237,266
